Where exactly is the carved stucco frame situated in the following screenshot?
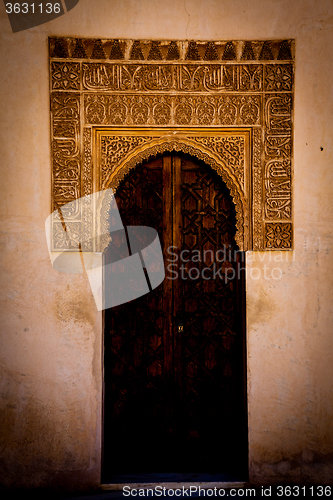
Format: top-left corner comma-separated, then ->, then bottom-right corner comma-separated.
50,37 -> 294,253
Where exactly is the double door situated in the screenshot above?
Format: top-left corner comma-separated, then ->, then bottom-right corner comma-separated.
103,155 -> 247,478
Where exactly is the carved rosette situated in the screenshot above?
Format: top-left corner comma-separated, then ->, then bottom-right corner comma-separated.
50,38 -> 294,251
51,62 -> 80,90
265,223 -> 292,249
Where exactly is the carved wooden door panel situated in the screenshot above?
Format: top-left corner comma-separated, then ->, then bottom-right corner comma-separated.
103,155 -> 247,478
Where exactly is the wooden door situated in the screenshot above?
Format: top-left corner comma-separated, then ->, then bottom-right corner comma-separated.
103,155 -> 247,478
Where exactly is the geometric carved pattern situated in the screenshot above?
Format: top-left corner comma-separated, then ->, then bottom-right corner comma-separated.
49,38 -> 294,250
177,157 -> 246,471
49,38 -> 294,62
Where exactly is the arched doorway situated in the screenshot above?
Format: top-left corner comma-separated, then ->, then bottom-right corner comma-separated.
102,154 -> 247,482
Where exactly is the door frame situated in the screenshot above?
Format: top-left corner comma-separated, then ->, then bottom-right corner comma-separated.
101,151 -> 249,483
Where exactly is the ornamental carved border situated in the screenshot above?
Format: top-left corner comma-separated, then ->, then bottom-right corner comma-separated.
49,37 -> 294,251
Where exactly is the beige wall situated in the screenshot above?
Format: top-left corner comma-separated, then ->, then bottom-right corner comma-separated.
0,0 -> 332,490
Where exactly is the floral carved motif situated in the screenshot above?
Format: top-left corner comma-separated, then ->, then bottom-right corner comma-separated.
264,64 -> 293,91
265,223 -> 292,249
51,62 -> 81,90
101,136 -> 155,188
52,222 -> 81,250
191,136 -> 245,189
84,94 -> 261,127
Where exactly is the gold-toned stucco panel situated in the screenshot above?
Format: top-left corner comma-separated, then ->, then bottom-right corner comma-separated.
93,128 -> 251,252
49,38 -> 294,251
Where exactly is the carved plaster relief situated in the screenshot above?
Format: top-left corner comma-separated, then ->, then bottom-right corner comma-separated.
92,128 -> 250,251
49,38 -> 294,251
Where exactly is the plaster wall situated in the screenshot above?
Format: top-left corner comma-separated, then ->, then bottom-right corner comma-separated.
0,0 -> 332,490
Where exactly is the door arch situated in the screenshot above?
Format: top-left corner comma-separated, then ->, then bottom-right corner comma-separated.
102,153 -> 247,481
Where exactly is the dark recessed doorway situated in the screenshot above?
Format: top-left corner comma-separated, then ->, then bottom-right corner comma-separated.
102,154 -> 247,483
